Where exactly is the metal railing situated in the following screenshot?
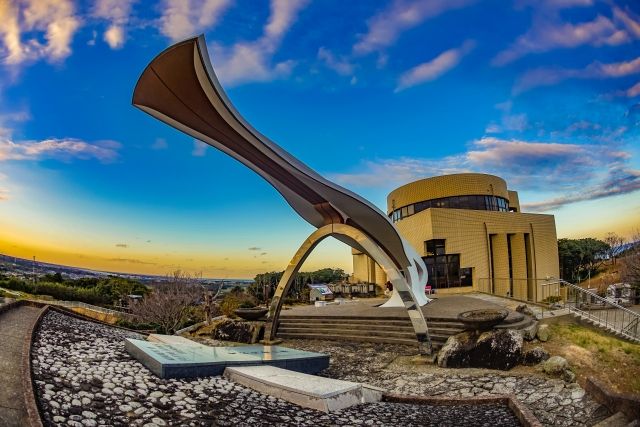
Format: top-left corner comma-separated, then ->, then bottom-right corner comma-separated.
541,279 -> 640,343
476,277 -> 544,303
24,298 -> 127,317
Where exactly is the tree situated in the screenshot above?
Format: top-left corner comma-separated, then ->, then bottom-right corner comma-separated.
558,238 -> 610,283
603,232 -> 626,265
620,231 -> 640,293
131,270 -> 201,333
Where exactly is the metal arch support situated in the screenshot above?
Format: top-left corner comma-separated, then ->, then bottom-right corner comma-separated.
265,223 -> 433,355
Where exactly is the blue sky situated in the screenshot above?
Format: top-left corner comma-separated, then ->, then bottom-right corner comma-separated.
0,0 -> 639,278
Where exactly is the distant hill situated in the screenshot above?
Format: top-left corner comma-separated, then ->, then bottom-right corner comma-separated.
0,253 -> 252,285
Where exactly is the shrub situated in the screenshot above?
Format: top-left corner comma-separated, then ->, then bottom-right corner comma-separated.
219,292 -> 257,316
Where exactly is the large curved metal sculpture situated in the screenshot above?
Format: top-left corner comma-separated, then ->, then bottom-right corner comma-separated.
132,35 -> 433,353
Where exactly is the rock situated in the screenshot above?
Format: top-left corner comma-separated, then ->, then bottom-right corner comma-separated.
562,369 -> 576,383
81,411 -> 96,419
537,324 -> 550,342
212,319 -> 264,344
516,304 -> 535,316
522,347 -> 550,365
437,331 -> 474,368
437,329 -> 523,370
149,391 -> 164,398
519,321 -> 539,341
542,356 -> 569,375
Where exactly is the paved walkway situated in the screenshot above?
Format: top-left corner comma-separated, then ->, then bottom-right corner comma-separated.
0,305 -> 41,427
281,294 -> 525,323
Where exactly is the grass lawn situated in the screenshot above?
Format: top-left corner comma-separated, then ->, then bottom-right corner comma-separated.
533,318 -> 640,395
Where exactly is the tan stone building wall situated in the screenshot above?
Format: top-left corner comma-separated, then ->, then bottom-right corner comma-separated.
352,173 -> 559,302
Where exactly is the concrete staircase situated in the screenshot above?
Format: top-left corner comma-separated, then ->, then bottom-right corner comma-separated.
277,314 -> 539,350
277,316 -> 466,350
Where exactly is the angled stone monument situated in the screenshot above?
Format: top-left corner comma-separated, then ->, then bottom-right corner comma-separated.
125,339 -> 329,378
132,35 -> 433,354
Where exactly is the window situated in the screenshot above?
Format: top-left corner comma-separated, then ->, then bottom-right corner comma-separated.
422,250 -> 464,289
389,195 -> 510,222
425,239 -> 445,256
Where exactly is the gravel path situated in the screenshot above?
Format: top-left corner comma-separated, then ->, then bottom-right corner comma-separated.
283,340 -> 611,426
32,312 -> 521,426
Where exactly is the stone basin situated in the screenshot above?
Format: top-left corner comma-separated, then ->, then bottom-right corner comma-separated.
457,309 -> 509,331
235,307 -> 269,321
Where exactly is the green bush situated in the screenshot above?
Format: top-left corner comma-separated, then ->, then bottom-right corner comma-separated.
220,292 -> 257,316
542,295 -> 562,304
115,318 -> 159,331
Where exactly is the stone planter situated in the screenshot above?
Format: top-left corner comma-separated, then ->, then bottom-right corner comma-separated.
234,307 -> 268,321
457,309 -> 508,331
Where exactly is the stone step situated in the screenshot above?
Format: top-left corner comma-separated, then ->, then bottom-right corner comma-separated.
279,317 -> 466,329
278,331 -> 448,347
278,323 -> 463,337
278,326 -> 417,339
281,315 -> 468,325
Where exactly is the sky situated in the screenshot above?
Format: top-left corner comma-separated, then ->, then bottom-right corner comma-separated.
0,0 -> 639,278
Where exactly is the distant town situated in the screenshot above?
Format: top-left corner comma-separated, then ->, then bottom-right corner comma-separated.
0,253 -> 253,288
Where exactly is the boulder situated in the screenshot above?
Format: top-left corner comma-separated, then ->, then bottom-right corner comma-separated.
516,304 -> 535,317
437,329 -> 523,371
437,331 -> 475,368
542,355 -> 569,375
519,320 -> 539,341
522,346 -> 550,365
212,319 -> 264,343
537,324 -> 550,342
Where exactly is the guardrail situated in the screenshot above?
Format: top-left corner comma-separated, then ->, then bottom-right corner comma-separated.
540,279 -> 640,343
22,298 -> 126,317
476,277 -> 545,304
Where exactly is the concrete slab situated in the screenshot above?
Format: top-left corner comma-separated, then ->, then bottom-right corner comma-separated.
125,339 -> 329,378
147,334 -> 208,347
224,365 -> 383,412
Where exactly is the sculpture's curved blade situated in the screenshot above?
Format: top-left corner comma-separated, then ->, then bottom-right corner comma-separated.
132,35 -> 429,306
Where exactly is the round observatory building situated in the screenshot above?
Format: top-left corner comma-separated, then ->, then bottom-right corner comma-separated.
352,173 -> 559,302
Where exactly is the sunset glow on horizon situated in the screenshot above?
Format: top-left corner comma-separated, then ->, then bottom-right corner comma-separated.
1,0 -> 639,278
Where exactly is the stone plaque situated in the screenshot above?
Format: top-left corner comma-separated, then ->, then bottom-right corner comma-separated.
125,339 -> 329,378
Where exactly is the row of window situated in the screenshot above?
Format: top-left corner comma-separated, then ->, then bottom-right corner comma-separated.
390,195 -> 510,222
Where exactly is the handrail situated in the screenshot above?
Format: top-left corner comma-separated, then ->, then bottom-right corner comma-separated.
541,279 -> 640,342
24,298 -> 126,317
545,279 -> 640,318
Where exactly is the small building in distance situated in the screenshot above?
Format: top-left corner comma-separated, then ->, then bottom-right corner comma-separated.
351,173 -> 559,302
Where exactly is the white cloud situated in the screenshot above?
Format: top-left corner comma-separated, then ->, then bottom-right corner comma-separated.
151,138 -> 168,150
192,139 -> 207,157
209,0 -> 308,86
522,169 -> 640,211
0,0 -> 81,65
395,40 -> 475,91
160,0 -> 231,42
317,47 -> 354,76
0,171 -> 7,201
353,0 -> 476,55
494,8 -> 640,66
515,56 -> 640,93
0,138 -> 120,163
331,137 -> 635,206
93,0 -> 135,49
621,81 -> 640,98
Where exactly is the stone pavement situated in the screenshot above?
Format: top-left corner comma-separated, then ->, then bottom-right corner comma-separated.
281,294 -> 525,323
0,304 -> 42,427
